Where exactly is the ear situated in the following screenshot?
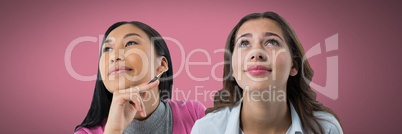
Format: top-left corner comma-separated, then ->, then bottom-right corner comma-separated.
290,60 -> 298,76
157,56 -> 169,73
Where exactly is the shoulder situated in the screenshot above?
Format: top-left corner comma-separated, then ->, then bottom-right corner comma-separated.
197,106 -> 231,123
166,100 -> 207,133
74,126 -> 104,134
191,106 -> 232,134
313,111 -> 343,134
74,119 -> 106,134
166,99 -> 206,118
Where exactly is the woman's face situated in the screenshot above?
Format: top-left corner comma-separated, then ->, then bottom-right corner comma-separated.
231,18 -> 298,92
99,24 -> 163,93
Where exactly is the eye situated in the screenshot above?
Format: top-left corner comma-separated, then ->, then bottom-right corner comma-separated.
125,41 -> 138,47
239,40 -> 250,47
265,39 -> 279,46
102,47 -> 112,52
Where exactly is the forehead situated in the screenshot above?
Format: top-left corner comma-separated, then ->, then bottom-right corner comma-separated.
106,24 -> 149,40
236,18 -> 284,39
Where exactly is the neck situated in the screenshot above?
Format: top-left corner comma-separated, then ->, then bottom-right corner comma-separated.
240,89 -> 291,134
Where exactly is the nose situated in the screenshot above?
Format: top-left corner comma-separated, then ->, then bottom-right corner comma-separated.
110,49 -> 125,63
249,49 -> 267,62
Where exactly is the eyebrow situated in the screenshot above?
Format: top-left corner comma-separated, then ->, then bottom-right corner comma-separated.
104,33 -> 143,44
104,39 -> 112,44
236,33 -> 252,43
264,32 -> 284,41
124,33 -> 142,39
236,32 -> 284,43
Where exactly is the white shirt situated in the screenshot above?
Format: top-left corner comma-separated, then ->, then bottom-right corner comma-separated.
191,99 -> 343,134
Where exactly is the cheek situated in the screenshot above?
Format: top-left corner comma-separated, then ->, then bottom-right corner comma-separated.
128,55 -> 144,71
126,52 -> 152,78
125,46 -> 154,74
271,52 -> 292,77
231,51 -> 243,77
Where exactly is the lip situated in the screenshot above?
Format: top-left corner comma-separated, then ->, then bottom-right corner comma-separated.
246,65 -> 272,76
108,65 -> 133,75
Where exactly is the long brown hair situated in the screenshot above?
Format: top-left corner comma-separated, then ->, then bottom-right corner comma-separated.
206,11 -> 341,134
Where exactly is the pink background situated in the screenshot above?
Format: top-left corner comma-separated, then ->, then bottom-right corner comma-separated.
1,1 -> 401,133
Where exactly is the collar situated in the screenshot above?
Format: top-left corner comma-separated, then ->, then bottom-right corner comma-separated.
287,101 -> 304,134
124,101 -> 170,133
225,98 -> 304,134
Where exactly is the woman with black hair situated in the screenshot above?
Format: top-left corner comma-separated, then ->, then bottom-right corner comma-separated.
75,21 -> 205,134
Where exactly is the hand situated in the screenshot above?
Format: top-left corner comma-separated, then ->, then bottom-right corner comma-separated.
104,80 -> 159,134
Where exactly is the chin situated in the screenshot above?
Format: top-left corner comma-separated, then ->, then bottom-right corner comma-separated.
104,80 -> 135,92
104,84 -> 119,93
240,81 -> 278,91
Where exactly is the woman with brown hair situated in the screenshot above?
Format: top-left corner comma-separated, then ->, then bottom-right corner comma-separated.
191,11 -> 343,134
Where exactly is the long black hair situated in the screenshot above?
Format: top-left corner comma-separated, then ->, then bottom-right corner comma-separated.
75,21 -> 173,131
